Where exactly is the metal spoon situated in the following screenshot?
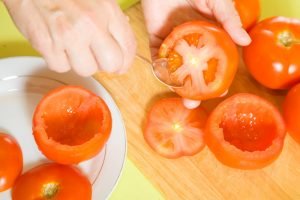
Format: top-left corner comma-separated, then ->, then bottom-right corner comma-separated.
135,55 -> 184,88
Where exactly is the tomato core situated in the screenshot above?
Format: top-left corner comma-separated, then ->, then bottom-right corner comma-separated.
42,182 -> 60,199
220,102 -> 277,152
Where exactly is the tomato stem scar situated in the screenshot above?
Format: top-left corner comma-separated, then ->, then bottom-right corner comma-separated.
42,182 -> 60,199
278,31 -> 300,47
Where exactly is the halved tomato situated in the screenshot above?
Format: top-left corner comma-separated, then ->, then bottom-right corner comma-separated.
234,0 -> 260,30
205,94 -> 286,169
0,133 -> 23,192
144,97 -> 207,158
158,21 -> 239,100
283,83 -> 300,144
12,163 -> 92,200
33,86 -> 112,164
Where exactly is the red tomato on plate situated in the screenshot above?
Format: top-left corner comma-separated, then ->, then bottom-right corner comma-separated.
205,94 -> 286,169
144,98 -> 207,158
33,85 -> 112,164
12,163 -> 92,200
0,133 -> 23,192
243,17 -> 300,89
234,0 -> 260,30
158,21 -> 239,100
283,83 -> 300,144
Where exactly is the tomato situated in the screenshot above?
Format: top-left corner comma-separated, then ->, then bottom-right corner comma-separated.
234,0 -> 260,30
12,163 -> 92,200
283,83 -> 300,144
0,133 -> 23,192
205,94 -> 286,169
144,97 -> 207,158
33,86 -> 112,164
243,17 -> 300,89
158,21 -> 239,100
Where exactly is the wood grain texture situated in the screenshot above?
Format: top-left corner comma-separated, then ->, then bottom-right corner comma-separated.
94,4 -> 300,200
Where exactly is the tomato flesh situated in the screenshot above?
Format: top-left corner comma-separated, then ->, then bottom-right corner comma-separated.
159,21 -> 238,100
33,86 -> 112,164
144,98 -> 207,158
0,133 -> 23,192
205,94 -> 286,169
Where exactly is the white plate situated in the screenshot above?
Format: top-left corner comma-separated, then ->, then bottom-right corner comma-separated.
0,56 -> 127,200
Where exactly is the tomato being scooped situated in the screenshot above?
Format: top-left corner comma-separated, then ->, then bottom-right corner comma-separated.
243,17 -> 300,89
144,97 -> 207,158
12,163 -> 92,200
205,94 -> 286,169
158,21 -> 239,101
0,133 -> 23,192
33,86 -> 112,164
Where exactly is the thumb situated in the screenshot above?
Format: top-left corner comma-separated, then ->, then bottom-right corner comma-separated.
211,0 -> 251,46
193,0 -> 251,46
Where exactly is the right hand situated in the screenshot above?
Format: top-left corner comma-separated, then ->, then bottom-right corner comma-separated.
3,0 -> 136,76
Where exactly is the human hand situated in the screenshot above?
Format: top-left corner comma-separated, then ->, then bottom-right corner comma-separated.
3,0 -> 136,76
142,0 -> 251,109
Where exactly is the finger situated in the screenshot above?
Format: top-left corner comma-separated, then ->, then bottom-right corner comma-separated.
108,2 -> 136,73
211,0 -> 251,46
90,32 -> 123,74
66,45 -> 98,77
183,98 -> 201,109
43,45 -> 71,73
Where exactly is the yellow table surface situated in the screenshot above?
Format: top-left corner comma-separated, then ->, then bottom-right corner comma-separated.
1,1 -> 300,199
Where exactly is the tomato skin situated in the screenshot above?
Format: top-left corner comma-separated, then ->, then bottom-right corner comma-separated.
159,21 -> 239,100
33,86 -> 112,164
12,163 -> 92,200
283,83 -> 300,144
234,0 -> 260,30
243,17 -> 300,89
144,98 -> 207,158
0,133 -> 23,192
205,94 -> 286,169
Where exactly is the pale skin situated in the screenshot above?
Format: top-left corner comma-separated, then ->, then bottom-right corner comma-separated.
3,0 -> 251,108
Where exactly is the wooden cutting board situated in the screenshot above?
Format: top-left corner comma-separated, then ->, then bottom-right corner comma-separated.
94,4 -> 300,200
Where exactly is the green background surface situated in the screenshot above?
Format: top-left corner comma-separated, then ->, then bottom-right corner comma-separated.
1,0 -> 300,199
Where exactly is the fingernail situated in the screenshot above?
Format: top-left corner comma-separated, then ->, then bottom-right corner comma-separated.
234,29 -> 252,46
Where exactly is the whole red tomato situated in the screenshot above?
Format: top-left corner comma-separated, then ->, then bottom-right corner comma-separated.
283,83 -> 300,144
0,133 -> 23,192
234,0 -> 260,30
12,163 -> 92,200
243,17 -> 300,89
